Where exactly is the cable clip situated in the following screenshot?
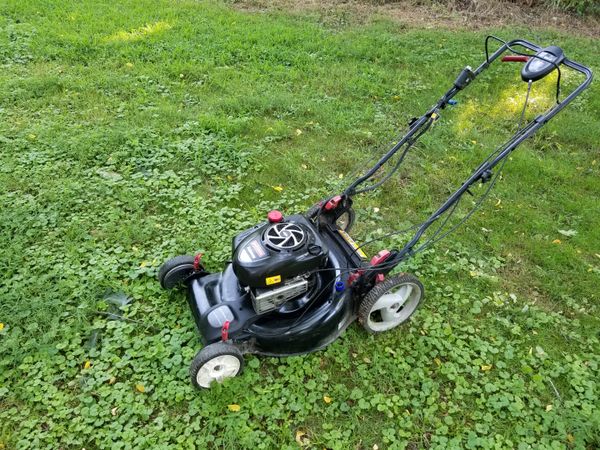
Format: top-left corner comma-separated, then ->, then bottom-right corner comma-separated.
480,169 -> 493,184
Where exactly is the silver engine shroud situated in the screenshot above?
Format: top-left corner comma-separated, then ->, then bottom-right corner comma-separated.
251,277 -> 308,314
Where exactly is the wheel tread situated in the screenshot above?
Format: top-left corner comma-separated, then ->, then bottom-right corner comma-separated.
158,255 -> 197,289
190,342 -> 244,389
358,273 -> 424,334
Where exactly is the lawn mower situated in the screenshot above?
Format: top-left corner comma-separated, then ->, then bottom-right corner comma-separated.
158,37 -> 592,389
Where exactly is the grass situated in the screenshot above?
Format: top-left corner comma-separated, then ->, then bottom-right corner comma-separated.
0,0 -> 599,448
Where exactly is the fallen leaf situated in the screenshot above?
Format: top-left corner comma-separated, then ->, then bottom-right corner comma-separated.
111,407 -> 119,416
227,404 -> 240,412
546,404 -> 553,412
434,358 -> 442,366
323,395 -> 332,404
295,129 -> 302,136
83,361 -> 91,370
481,364 -> 492,372
495,199 -> 502,207
373,445 -> 379,450
552,239 -> 561,244
567,434 -> 574,443
373,207 -> 380,213
108,377 -> 117,384
558,229 -> 577,237
135,384 -> 145,393
295,430 -> 309,445
272,185 -> 283,192
301,164 -> 308,169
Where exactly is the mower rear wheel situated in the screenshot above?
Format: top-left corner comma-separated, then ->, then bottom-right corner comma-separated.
305,204 -> 355,232
190,343 -> 244,389
158,255 -> 198,289
358,273 -> 424,334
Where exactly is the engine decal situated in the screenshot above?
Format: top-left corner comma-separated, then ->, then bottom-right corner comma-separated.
265,274 -> 282,285
338,230 -> 368,259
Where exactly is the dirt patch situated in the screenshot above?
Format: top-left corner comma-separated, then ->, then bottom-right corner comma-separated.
231,0 -> 600,38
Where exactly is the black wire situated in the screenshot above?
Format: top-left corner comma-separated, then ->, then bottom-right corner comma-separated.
312,116 -> 434,227
410,75 -> 532,254
414,156 -> 507,254
353,117 -> 434,195
345,58 -> 535,261
346,221 -> 425,261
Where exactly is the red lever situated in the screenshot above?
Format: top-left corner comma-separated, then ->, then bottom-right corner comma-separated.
370,250 -> 391,266
324,195 -> 342,212
193,253 -> 204,271
501,55 -> 530,63
221,321 -> 230,341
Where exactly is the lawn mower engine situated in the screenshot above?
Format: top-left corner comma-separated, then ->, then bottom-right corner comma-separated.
232,213 -> 329,315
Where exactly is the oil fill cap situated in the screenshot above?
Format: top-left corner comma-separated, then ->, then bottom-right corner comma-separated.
267,210 -> 284,223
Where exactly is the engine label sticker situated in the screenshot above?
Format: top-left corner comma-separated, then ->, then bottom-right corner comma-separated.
338,230 -> 368,260
265,275 -> 281,285
239,239 -> 268,263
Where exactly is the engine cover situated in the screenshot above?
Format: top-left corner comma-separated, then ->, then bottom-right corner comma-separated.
232,215 -> 328,288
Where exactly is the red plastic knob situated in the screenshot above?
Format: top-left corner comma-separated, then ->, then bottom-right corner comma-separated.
267,210 -> 284,223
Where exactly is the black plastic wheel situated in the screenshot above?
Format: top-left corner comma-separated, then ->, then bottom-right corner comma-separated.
157,255 -> 197,289
335,209 -> 355,233
190,342 -> 245,389
305,204 -> 355,232
358,273 -> 424,334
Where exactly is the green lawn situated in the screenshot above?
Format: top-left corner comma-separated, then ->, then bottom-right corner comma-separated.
1,1 -> 599,449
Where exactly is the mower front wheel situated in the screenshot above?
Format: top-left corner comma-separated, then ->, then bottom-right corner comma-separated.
190,343 -> 244,389
358,273 -> 424,334
158,255 -> 199,290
